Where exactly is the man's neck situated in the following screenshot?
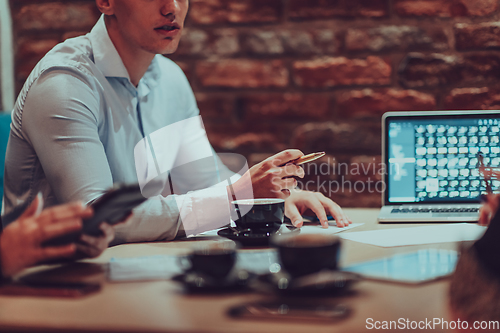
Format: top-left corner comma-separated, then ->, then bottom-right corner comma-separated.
104,16 -> 154,87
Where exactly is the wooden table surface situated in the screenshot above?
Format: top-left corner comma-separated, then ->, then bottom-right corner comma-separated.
0,208 -> 458,333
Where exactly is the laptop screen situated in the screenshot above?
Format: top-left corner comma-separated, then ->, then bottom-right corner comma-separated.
385,111 -> 500,204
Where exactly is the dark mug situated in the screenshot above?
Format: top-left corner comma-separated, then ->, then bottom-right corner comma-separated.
272,233 -> 341,278
180,242 -> 237,280
232,198 -> 285,234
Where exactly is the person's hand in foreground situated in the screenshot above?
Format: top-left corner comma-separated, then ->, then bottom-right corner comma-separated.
229,149 -> 351,228
0,195 -> 88,277
0,195 -> 123,277
75,223 -> 116,259
229,149 -> 306,200
285,190 -> 352,228
478,168 -> 500,226
478,194 -> 500,226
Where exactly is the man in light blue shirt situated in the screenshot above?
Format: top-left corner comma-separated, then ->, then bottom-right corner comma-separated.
3,0 -> 351,243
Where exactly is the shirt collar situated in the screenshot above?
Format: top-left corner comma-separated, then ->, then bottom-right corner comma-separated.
88,15 -> 130,80
89,15 -> 161,97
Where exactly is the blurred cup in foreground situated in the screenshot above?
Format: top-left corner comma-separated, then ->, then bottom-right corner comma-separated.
181,241 -> 237,280
272,233 -> 341,278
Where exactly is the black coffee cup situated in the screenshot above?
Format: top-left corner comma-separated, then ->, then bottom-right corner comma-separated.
272,233 -> 341,278
181,242 -> 237,280
232,198 -> 285,234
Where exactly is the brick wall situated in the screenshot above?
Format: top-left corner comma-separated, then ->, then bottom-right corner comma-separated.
9,0 -> 500,207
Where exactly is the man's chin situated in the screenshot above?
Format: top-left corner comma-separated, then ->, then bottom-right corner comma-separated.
158,41 -> 180,55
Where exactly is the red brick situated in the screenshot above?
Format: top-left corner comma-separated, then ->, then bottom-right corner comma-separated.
15,3 -> 99,31
399,53 -> 462,88
16,38 -> 58,61
455,22 -> 500,50
333,191 -> 382,207
337,89 -> 436,118
242,94 -> 330,120
291,122 -> 381,154
17,60 -> 38,83
483,94 -> 500,110
401,53 -> 500,88
176,28 -> 239,57
196,60 -> 288,88
462,54 -> 500,83
189,0 -> 282,25
178,28 -> 208,56
293,57 -> 391,88
395,0 -> 498,17
15,38 -> 60,83
223,133 -> 276,151
247,153 -> 273,167
210,131 -> 283,153
196,93 -> 235,120
205,122 -> 295,154
289,0 -> 389,19
345,155 -> 383,182
443,87 -> 500,110
345,26 -> 448,52
244,28 -> 337,55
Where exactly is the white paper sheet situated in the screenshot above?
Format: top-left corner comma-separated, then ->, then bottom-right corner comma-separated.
198,222 -> 363,237
339,224 -> 487,247
108,251 -> 280,282
197,228 -> 222,236
298,223 -> 363,235
236,250 -> 279,274
109,255 -> 183,281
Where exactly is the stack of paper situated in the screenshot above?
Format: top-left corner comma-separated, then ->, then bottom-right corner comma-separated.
108,250 -> 279,282
340,224 -> 487,247
198,222 -> 363,237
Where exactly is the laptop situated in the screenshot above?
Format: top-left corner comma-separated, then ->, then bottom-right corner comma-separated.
377,110 -> 500,223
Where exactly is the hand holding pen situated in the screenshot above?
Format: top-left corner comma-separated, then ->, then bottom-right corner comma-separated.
478,152 -> 499,225
289,152 -> 326,166
477,152 -> 493,195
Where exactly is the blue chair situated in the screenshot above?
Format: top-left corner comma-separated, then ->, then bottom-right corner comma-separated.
0,112 -> 12,216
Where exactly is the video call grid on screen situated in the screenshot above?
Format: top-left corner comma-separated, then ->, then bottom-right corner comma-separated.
385,114 -> 500,204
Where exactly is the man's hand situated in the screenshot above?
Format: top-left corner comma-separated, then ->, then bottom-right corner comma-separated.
284,190 -> 352,228
229,149 -> 305,200
76,223 -> 116,258
478,168 -> 500,226
75,212 -> 133,258
479,194 -> 500,226
0,196 -> 92,277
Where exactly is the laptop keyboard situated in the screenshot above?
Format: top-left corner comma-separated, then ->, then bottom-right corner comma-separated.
391,207 -> 479,213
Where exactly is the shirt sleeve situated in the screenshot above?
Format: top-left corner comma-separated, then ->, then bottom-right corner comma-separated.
164,115 -> 243,237
22,68 -> 113,203
22,68 -> 243,243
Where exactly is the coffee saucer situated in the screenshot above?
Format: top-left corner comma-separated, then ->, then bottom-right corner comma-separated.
217,225 -> 299,246
258,269 -> 361,296
172,270 -> 255,293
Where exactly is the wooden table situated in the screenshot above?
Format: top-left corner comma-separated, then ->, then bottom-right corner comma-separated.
0,209 -> 457,333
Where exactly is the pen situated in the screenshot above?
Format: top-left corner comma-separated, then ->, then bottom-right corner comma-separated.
477,152 -> 493,195
291,152 -> 326,165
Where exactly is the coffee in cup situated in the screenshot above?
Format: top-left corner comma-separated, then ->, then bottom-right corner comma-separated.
272,233 -> 341,278
231,198 -> 285,234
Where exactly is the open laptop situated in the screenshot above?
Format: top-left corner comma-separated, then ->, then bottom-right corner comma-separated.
377,110 -> 500,223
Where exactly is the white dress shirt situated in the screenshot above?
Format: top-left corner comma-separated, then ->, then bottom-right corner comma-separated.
2,16 -> 245,242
